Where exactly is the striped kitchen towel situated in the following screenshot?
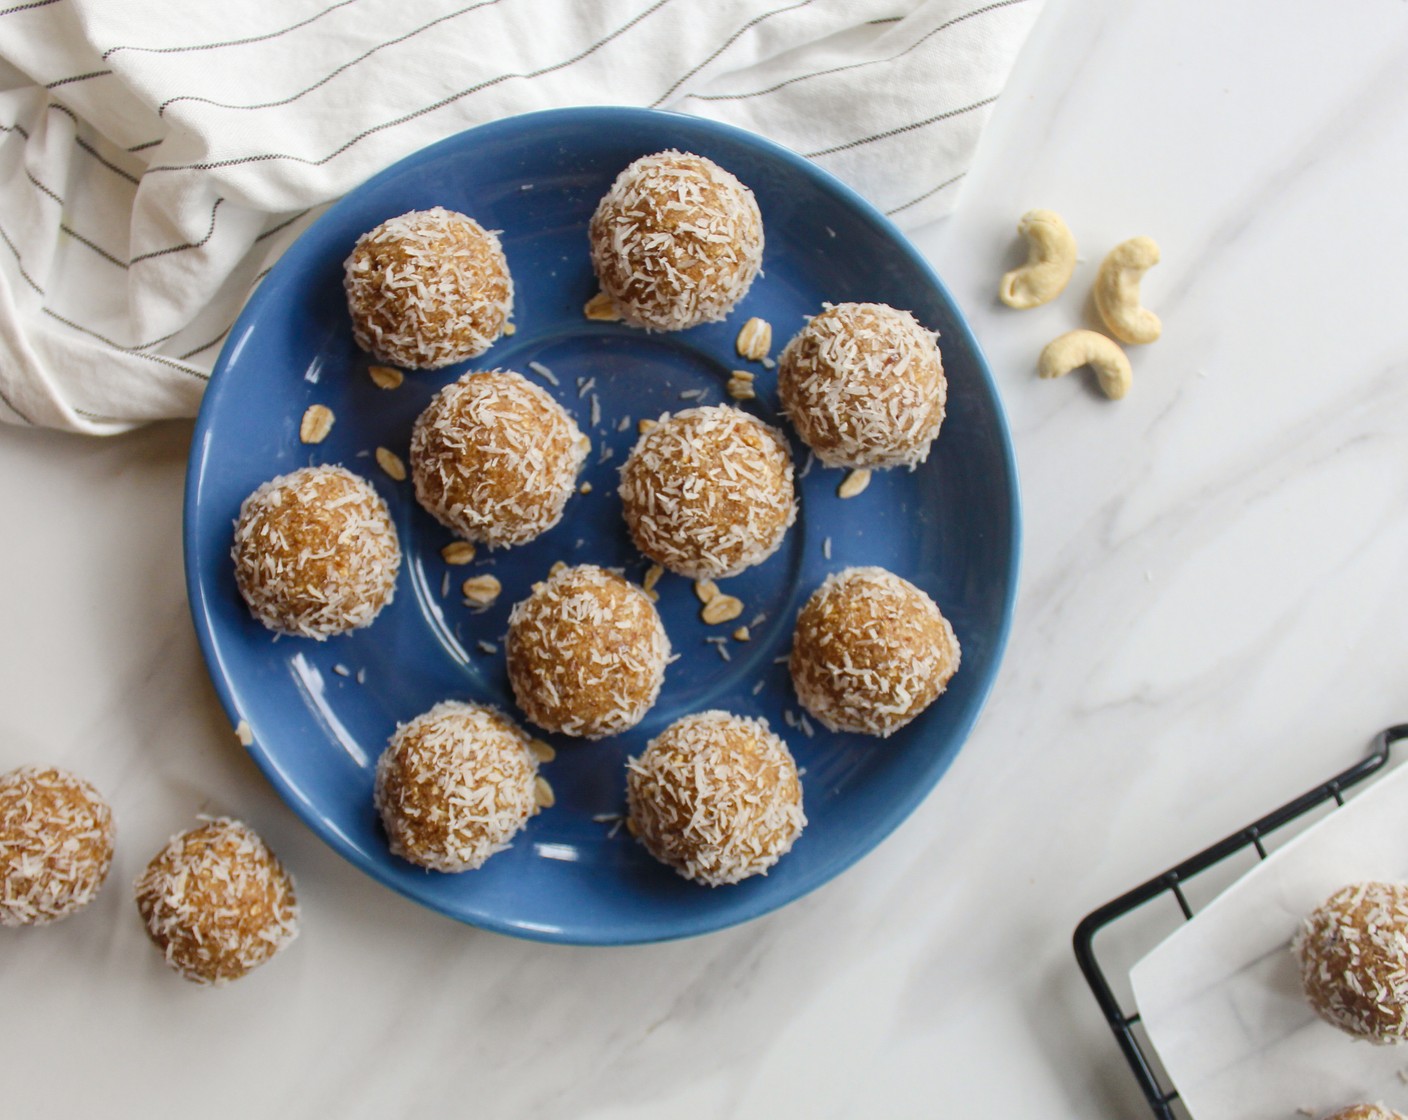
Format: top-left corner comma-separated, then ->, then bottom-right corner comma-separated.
0,0 -> 1041,433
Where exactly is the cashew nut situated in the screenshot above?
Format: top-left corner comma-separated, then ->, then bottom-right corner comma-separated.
1094,236 -> 1161,344
999,209 -> 1077,309
1038,330 -> 1132,400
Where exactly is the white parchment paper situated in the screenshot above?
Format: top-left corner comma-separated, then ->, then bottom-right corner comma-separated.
1130,755 -> 1408,1119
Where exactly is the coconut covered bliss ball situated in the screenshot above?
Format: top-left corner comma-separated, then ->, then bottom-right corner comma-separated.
134,818 -> 299,985
344,207 -> 513,369
791,567 -> 961,738
1293,881 -> 1408,1044
374,701 -> 540,873
232,464 -> 401,640
506,565 -> 671,739
619,405 -> 796,580
0,765 -> 114,927
778,302 -> 947,470
589,150 -> 763,331
411,369 -> 588,548
626,711 -> 806,887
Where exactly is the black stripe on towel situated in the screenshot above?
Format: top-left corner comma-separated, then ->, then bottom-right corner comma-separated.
74,134 -> 139,184
176,265 -> 276,360
649,0 -> 815,108
805,95 -> 997,158
74,408 -> 132,425
0,219 -> 40,422
0,0 -> 61,17
102,0 -> 360,59
0,220 -> 46,294
177,324 -> 232,362
45,69 -> 112,90
46,105 -> 143,185
25,169 -> 62,206
129,197 -> 224,264
885,172 -> 966,216
34,309 -> 180,352
144,0 -> 674,176
255,209 -> 312,243
16,173 -> 127,271
157,0 -> 507,116
0,380 -> 33,424
41,309 -> 210,380
685,0 -> 1031,104
61,224 -> 129,269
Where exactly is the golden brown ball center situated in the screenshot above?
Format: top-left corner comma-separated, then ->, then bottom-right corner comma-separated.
619,406 -> 796,580
506,565 -> 670,739
411,370 -> 587,548
134,818 -> 299,985
791,567 -> 960,738
0,765 -> 114,927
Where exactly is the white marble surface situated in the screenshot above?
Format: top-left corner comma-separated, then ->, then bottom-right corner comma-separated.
5,1 -> 1408,1115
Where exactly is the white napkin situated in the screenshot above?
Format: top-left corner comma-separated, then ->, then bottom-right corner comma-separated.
1130,755 -> 1408,1119
0,0 -> 1041,433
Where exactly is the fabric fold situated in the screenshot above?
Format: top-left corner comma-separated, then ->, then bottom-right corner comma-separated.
0,0 -> 1042,433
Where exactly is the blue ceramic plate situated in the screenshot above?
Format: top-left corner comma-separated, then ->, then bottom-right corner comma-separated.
184,107 -> 1020,945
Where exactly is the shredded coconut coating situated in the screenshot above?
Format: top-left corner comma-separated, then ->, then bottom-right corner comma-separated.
232,464 -> 401,640
619,405 -> 796,580
589,150 -> 763,331
374,700 -> 539,872
344,206 -> 513,369
1323,1107 -> 1408,1120
411,369 -> 587,548
0,765 -> 114,927
791,566 -> 960,738
1294,881 -> 1408,1044
506,565 -> 671,739
134,818 -> 299,985
626,711 -> 806,887
777,302 -> 946,470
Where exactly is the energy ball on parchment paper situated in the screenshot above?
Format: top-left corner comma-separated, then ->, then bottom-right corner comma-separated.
626,711 -> 806,887
1293,880 -> 1408,1044
790,566 -> 960,738
374,701 -> 540,873
618,405 -> 796,580
1322,1107 -> 1408,1120
134,818 -> 299,986
777,302 -> 946,470
411,369 -> 587,548
589,150 -> 763,331
0,765 -> 114,927
344,206 -> 513,369
232,464 -> 401,640
506,564 -> 671,740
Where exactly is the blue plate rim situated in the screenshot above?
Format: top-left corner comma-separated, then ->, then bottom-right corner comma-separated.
182,105 -> 1023,946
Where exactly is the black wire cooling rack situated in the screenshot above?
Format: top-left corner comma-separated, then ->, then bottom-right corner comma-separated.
1073,723 -> 1408,1119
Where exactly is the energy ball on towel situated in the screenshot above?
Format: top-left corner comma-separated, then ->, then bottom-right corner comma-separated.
778,302 -> 946,470
374,701 -> 540,872
1323,1107 -> 1408,1120
1294,881 -> 1408,1043
411,369 -> 587,548
618,405 -> 796,580
790,566 -> 960,738
506,564 -> 671,739
134,818 -> 299,985
0,765 -> 114,927
344,206 -> 513,369
626,711 -> 805,887
589,150 -> 763,331
232,464 -> 401,640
